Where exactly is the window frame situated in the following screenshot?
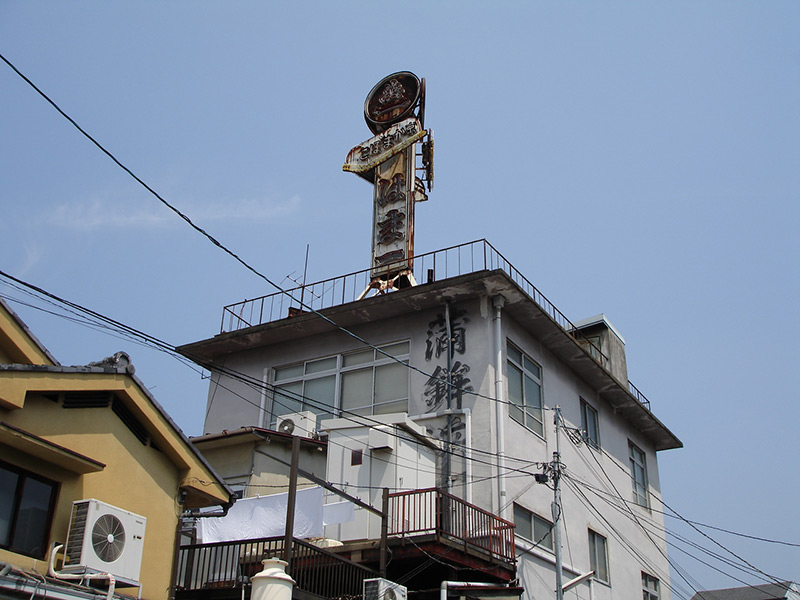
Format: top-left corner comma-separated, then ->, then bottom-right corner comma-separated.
506,342 -> 545,437
588,529 -> 610,584
270,341 -> 410,424
580,398 -> 600,449
0,460 -> 58,560
512,503 -> 554,552
642,572 -> 660,600
628,440 -> 650,508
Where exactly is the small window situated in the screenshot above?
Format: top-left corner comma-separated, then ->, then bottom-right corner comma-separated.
507,343 -> 544,436
580,399 -> 600,449
513,504 -> 553,552
588,529 -> 609,583
642,572 -> 660,600
0,461 -> 58,559
629,441 -> 649,508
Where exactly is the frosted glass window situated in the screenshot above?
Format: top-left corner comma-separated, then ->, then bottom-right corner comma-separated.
272,341 -> 409,423
341,368 -> 373,412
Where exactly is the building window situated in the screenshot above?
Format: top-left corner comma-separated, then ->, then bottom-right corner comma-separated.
513,504 -> 553,552
580,335 -> 602,360
580,399 -> 600,449
588,529 -> 609,583
629,441 -> 649,508
0,461 -> 58,559
272,342 -> 409,422
642,572 -> 660,600
507,343 -> 544,436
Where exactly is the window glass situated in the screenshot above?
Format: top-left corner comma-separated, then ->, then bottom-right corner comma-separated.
0,463 -> 56,559
375,362 -> 408,404
381,342 -> 410,358
272,341 -> 410,422
341,368 -> 373,411
523,356 -> 540,378
513,504 -> 532,541
374,399 -> 407,415
589,530 -> 609,582
305,356 -> 337,374
0,467 -> 19,546
533,514 -> 553,551
343,349 -> 373,367
507,343 -> 544,436
305,375 -> 336,418
275,364 -> 303,381
642,572 -> 659,600
274,382 -> 303,415
629,441 -> 649,507
581,400 -> 600,449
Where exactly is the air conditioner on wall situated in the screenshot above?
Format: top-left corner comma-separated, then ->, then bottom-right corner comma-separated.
364,578 -> 408,600
63,499 -> 147,586
276,411 -> 317,438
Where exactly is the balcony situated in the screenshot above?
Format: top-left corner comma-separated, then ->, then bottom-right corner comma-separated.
174,488 -> 516,600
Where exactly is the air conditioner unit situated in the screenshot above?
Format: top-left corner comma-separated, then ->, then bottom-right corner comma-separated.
276,411 -> 317,438
364,578 -> 407,600
63,499 -> 147,586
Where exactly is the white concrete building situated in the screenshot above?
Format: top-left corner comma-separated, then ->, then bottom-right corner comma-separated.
179,240 -> 682,600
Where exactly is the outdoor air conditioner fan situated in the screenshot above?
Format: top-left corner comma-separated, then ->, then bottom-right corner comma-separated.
91,513 -> 126,562
279,418 -> 296,434
364,578 -> 407,600
275,411 -> 317,438
63,499 -> 146,585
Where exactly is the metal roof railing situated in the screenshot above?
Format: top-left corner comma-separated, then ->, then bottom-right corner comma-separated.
219,239 -> 652,412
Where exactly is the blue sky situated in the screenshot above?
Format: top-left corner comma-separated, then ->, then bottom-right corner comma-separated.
1,2 -> 798,596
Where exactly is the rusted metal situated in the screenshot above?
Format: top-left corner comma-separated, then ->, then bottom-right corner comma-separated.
387,488 -> 516,565
364,71 -> 422,134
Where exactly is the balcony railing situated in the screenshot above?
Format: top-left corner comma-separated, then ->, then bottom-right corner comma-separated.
175,536 -> 377,600
389,487 -> 516,565
218,239 -> 655,412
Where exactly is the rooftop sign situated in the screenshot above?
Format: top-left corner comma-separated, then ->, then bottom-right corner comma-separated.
344,72 -> 433,297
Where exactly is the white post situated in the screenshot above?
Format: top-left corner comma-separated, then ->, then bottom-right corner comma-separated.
250,558 -> 295,600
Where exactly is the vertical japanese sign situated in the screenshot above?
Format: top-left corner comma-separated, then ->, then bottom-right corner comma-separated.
343,72 -> 433,295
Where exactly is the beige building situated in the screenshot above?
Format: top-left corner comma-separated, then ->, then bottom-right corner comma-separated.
0,299 -> 233,600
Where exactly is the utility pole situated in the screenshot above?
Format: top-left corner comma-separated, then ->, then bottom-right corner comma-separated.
552,406 -> 564,600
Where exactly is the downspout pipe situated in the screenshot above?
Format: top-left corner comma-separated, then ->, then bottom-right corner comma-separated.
48,544 -> 116,600
492,294 -> 508,520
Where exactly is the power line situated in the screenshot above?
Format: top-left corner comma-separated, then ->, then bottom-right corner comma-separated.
0,50 -> 529,416
0,271 -> 548,486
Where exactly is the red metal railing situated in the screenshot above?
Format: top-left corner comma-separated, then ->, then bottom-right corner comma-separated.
388,488 -> 516,564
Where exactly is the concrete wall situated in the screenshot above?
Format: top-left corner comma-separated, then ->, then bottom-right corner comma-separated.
201,292 -> 672,599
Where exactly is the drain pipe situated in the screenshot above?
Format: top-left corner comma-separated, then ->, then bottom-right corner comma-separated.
441,580 -> 506,600
48,544 -> 116,600
492,295 -> 508,520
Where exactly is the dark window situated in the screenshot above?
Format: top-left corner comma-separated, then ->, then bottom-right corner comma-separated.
629,441 -> 649,508
0,461 -> 58,559
581,399 -> 600,449
642,572 -> 660,599
588,529 -> 609,583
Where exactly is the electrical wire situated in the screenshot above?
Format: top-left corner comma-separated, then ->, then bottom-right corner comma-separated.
0,49 -> 543,418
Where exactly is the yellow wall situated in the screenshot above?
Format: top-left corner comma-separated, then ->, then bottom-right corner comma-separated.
1,394 -> 185,600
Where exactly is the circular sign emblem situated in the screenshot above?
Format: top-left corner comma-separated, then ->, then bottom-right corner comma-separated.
364,71 -> 421,134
